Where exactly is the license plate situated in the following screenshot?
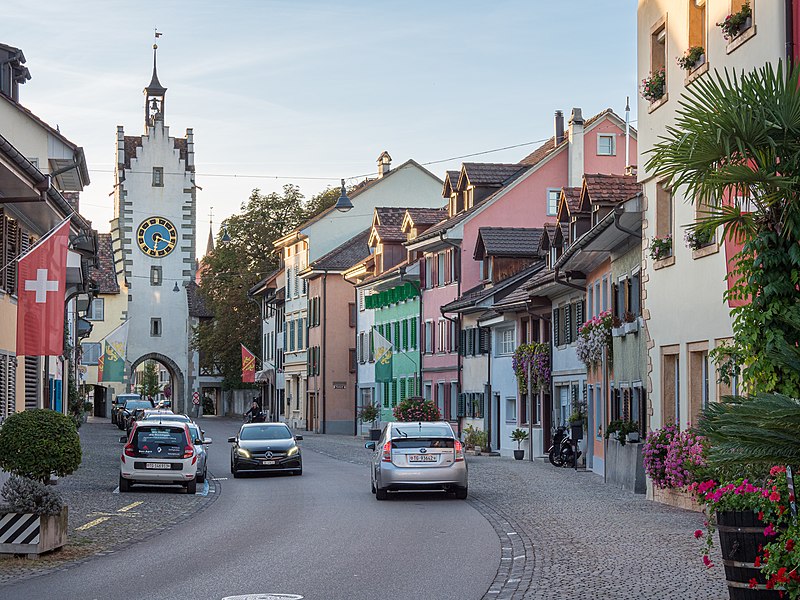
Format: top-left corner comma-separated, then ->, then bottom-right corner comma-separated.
262,460 -> 275,465
146,463 -> 171,469
408,454 -> 437,463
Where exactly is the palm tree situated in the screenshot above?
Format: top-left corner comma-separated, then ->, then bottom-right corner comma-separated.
646,60 -> 800,396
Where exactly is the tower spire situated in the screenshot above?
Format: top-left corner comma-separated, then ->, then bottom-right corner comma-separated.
144,30 -> 167,128
206,207 -> 215,255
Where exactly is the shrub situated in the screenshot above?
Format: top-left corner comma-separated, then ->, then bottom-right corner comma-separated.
358,403 -> 380,424
202,396 -> 216,415
0,409 -> 82,483
393,397 -> 441,422
0,476 -> 63,516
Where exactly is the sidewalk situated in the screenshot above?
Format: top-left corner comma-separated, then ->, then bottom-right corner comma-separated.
298,431 -> 727,600
0,420 -> 219,586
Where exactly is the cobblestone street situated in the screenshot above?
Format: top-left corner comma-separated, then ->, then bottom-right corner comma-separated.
299,431 -> 728,600
0,418 -> 219,587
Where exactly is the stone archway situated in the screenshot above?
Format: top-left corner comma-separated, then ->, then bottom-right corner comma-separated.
129,352 -> 185,414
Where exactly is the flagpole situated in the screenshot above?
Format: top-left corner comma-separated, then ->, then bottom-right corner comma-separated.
0,215 -> 72,275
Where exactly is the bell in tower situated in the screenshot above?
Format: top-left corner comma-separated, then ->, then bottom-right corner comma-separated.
144,42 -> 167,128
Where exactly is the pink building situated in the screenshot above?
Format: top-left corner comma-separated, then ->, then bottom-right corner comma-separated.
405,107 -> 637,436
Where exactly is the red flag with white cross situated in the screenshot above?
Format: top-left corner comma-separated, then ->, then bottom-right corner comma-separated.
16,219 -> 71,356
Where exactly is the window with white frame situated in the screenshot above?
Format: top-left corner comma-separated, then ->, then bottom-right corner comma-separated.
86,298 -> 105,321
505,397 -> 517,423
597,134 -> 616,156
497,328 -> 515,355
547,189 -> 560,216
424,320 -> 433,354
437,319 -> 447,353
80,342 -> 102,365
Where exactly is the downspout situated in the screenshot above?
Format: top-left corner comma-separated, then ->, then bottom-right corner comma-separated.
787,0 -> 795,67
485,324 -> 492,451
613,204 -> 641,239
322,270 -> 328,434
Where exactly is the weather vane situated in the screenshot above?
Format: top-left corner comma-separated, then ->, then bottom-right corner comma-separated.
154,27 -> 162,49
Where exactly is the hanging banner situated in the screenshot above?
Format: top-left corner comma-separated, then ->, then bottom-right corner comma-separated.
241,344 -> 256,383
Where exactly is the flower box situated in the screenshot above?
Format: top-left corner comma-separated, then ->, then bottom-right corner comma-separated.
611,326 -> 625,338
0,506 -> 68,557
651,486 -> 702,512
623,320 -> 639,335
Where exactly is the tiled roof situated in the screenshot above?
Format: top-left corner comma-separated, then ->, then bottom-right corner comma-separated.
582,173 -> 641,206
123,136 -> 143,169
405,207 -> 448,226
174,138 -> 190,170
309,228 -> 371,271
475,227 -> 544,259
358,258 -> 410,286
187,281 -> 214,318
89,234 -> 119,294
445,170 -> 460,189
460,162 -> 526,187
375,207 -> 416,242
443,262 -> 544,313
562,187 -> 583,214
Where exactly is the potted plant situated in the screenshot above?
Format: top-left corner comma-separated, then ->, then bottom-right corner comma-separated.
611,315 -> 625,338
569,408 -> 586,442
358,403 -> 381,441
510,428 -> 529,460
717,2 -> 752,41
677,46 -> 705,71
622,311 -> 639,335
641,67 -> 666,103
684,228 -> 714,251
649,234 -> 673,261
393,396 -> 441,422
0,410 -> 81,556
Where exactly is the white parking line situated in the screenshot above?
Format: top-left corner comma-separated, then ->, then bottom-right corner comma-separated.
117,501 -> 143,512
76,516 -> 110,531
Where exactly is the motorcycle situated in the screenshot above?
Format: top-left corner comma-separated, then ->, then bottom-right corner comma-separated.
547,425 -> 582,468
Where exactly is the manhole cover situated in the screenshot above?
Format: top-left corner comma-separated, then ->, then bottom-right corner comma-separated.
222,595 -> 303,600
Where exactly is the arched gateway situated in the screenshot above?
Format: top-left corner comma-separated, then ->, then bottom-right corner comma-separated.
129,353 -> 184,412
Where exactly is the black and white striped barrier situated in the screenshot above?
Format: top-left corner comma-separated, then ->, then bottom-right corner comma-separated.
0,507 -> 67,557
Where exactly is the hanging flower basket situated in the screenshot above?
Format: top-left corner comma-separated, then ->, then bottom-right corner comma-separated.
575,310 -> 613,369
512,343 -> 550,396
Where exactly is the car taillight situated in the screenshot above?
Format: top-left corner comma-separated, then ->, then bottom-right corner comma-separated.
183,446 -> 194,459
381,441 -> 392,462
124,443 -> 135,457
454,440 -> 465,462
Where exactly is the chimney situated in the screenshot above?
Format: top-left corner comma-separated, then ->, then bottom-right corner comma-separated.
567,108 -> 585,188
377,150 -> 392,178
554,110 -> 565,147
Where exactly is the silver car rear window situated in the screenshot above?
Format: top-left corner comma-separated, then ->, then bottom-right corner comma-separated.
392,438 -> 455,449
393,425 -> 453,438
134,426 -> 186,458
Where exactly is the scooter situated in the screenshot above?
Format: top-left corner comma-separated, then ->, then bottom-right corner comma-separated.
547,425 -> 582,468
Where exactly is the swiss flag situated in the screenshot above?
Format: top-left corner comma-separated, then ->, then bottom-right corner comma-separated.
16,219 -> 71,356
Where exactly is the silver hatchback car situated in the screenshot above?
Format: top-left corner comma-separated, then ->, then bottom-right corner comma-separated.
366,421 -> 467,500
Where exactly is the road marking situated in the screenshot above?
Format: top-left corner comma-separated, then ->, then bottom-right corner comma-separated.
222,595 -> 303,600
117,501 -> 143,512
212,477 -> 227,481
76,516 -> 110,531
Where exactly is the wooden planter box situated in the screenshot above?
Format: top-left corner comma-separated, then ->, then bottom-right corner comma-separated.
651,486 -> 702,512
717,510 -> 782,599
0,506 -> 68,558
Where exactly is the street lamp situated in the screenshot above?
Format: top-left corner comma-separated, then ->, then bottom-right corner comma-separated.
334,179 -> 353,213
220,224 -> 231,244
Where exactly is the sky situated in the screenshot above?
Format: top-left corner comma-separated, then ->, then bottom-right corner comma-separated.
6,0 -> 637,254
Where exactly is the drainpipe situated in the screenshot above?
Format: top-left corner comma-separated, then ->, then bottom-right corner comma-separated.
613,204 -> 641,239
787,0 -> 795,66
485,325 -> 492,451
322,270 -> 328,434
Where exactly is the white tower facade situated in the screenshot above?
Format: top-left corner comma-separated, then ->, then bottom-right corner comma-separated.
110,44 -> 197,412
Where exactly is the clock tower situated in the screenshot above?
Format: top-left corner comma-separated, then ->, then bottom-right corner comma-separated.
111,42 -> 197,412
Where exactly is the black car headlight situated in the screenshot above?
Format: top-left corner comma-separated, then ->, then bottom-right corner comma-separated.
287,445 -> 299,457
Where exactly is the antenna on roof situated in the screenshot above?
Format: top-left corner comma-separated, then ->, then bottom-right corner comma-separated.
625,96 -> 631,170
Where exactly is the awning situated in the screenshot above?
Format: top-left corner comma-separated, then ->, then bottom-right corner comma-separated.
255,369 -> 274,385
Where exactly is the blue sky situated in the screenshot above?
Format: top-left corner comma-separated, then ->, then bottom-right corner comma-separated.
6,0 -> 637,249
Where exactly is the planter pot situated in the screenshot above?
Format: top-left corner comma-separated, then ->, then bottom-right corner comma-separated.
626,431 -> 640,443
513,449 -> 524,460
369,428 -> 381,441
473,446 -> 482,456
651,486 -> 703,512
0,506 -> 68,557
611,327 -> 625,338
717,510 -> 782,599
623,320 -> 639,335
570,420 -> 583,441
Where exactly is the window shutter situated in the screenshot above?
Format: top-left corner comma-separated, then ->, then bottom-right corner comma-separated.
565,305 -> 572,345
369,329 -> 374,361
410,318 -> 417,349
479,328 -> 490,354
4,217 -> 19,294
399,378 -> 406,402
611,282 -> 618,318
553,307 -> 560,346
457,393 -> 466,418
419,258 -> 426,289
465,328 -> 473,356
394,322 -> 400,348
453,248 -> 460,280
402,319 -> 408,350
576,300 -> 585,331
459,329 -> 466,356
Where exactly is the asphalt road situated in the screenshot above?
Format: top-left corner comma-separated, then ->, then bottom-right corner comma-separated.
3,417 -> 500,600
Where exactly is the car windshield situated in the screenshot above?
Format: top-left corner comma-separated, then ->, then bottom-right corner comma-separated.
393,425 -> 453,439
134,426 -> 186,458
239,425 -> 292,441
187,425 -> 201,440
143,414 -> 189,422
126,400 -> 154,410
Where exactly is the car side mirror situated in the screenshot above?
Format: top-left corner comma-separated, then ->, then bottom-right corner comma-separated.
119,435 -> 127,443
227,436 -> 237,443
294,434 -> 303,441
194,438 -> 203,445
204,438 -> 213,445
201,430 -> 205,436
365,441 -> 376,450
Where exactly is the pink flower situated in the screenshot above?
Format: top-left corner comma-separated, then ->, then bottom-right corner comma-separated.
703,555 -> 714,568
694,529 -> 703,539
764,524 -> 777,537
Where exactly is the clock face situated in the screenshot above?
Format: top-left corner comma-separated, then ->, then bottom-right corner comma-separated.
137,217 -> 177,257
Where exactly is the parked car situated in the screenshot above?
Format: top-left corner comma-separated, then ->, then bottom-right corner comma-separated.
228,423 -> 302,477
187,422 -> 211,484
366,421 -> 468,500
139,413 -> 192,426
117,397 -> 155,431
111,393 -> 142,426
126,408 -> 173,434
119,422 -> 201,494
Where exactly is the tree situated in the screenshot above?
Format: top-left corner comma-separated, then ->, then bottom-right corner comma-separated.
137,360 -> 160,399
646,60 -> 800,396
194,185 -> 308,389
